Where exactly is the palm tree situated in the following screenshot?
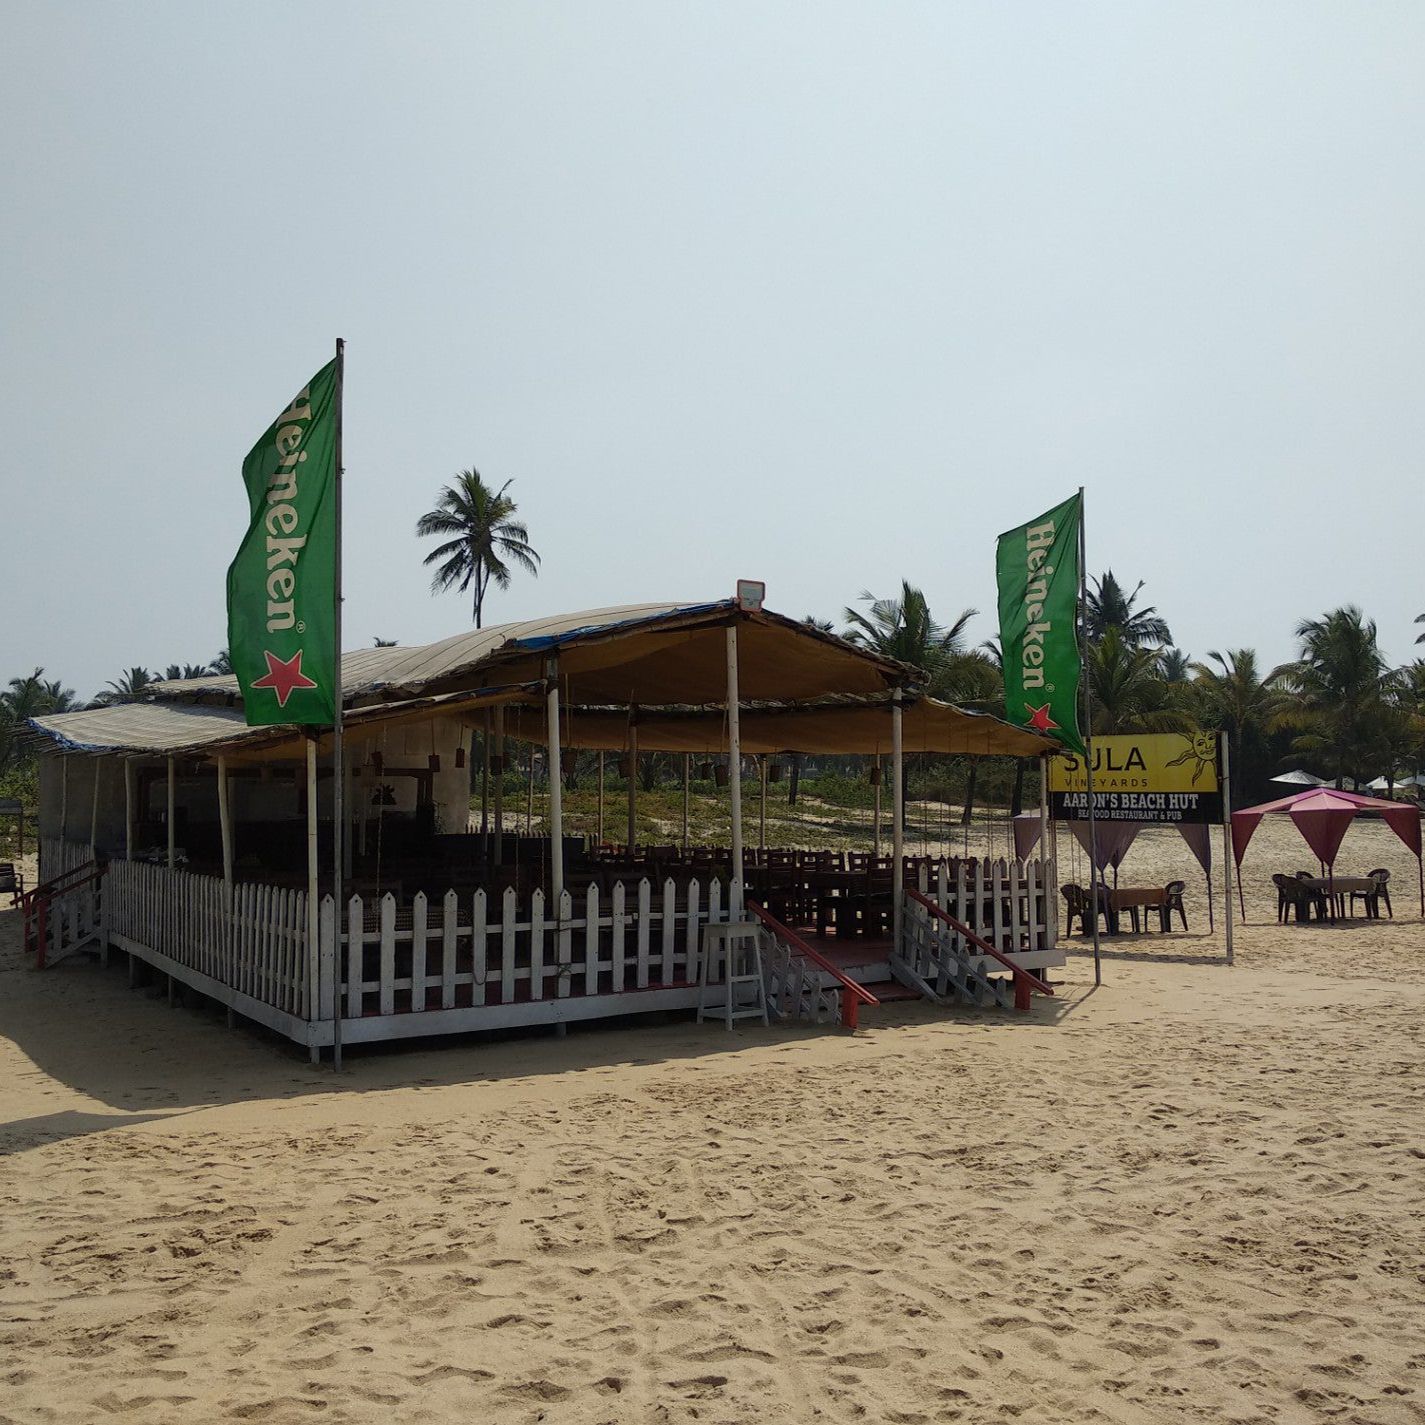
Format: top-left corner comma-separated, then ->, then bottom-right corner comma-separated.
416,470 -> 540,628
373,637 -> 398,647
95,667 -> 155,706
1159,647 -> 1192,683
1086,628 -> 1193,735
1273,606 -> 1394,787
843,582 -> 976,682
1415,613 -> 1424,645
161,663 -> 214,681
1084,571 -> 1172,648
1,669 -> 77,775
211,648 -> 233,674
1189,649 -> 1283,801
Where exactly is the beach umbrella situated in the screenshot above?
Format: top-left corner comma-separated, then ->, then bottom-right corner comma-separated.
1270,769 -> 1327,787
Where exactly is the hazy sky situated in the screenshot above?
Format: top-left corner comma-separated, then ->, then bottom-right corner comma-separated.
4,2 -> 1422,700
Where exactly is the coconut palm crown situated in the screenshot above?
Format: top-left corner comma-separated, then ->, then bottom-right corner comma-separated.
416,470 -> 540,629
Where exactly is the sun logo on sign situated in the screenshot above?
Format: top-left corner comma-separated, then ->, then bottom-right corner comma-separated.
1164,732 -> 1218,786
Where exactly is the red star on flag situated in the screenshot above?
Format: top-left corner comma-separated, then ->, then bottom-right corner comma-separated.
250,649 -> 318,708
1025,701 -> 1059,733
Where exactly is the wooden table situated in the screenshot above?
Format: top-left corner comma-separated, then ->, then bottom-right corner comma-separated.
1108,887 -> 1169,934
1302,876 -> 1378,920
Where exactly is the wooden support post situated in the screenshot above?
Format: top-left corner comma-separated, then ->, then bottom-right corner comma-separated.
626,719 -> 638,851
526,745 -> 535,833
218,755 -> 233,894
726,625 -> 744,916
492,704 -> 505,865
891,697 -> 904,952
546,665 -> 564,903
124,759 -> 135,860
60,754 -> 68,842
480,709 -> 491,836
341,756 -> 353,872
596,749 -> 604,846
759,755 -> 767,850
306,737 -> 320,1020
682,753 -> 690,855
873,755 -> 882,856
166,755 -> 176,869
89,758 -> 100,857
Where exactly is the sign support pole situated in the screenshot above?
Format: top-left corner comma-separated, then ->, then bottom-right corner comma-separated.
1220,733 -> 1234,965
331,337 -> 345,1070
1076,487 -> 1102,985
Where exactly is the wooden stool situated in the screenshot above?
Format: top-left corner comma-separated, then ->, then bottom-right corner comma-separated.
697,921 -> 767,1029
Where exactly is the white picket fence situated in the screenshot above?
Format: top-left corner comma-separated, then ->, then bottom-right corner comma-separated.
334,876 -> 733,1022
105,859 -> 311,1018
41,837 -> 1059,1050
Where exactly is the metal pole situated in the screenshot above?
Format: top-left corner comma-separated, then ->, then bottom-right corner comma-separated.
546,663 -> 564,903
726,626 -> 744,916
1038,752 -> 1055,944
759,755 -> 768,850
306,736 -> 321,1031
1077,486 -> 1101,985
218,755 -> 233,893
891,696 -> 905,952
166,755 -> 176,869
331,335 -> 346,1070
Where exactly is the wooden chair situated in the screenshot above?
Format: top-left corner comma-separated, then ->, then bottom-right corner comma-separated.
0,862 -> 22,907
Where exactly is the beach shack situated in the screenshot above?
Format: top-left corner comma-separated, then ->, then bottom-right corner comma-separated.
26,600 -> 1061,1058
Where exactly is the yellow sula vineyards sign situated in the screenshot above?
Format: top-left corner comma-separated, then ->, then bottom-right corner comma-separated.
1048,733 -> 1223,824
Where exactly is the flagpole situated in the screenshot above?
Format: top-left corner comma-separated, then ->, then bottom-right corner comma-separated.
1077,485 -> 1102,986
331,337 -> 346,1070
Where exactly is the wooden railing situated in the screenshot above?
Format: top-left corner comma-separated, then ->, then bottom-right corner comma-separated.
909,856 -> 1056,956
746,899 -> 878,1029
905,887 -> 1053,1013
23,858 -> 107,968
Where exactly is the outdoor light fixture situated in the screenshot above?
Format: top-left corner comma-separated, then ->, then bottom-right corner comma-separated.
371,751 -> 384,773
428,754 -> 441,772
455,745 -> 466,769
869,764 -> 882,786
618,755 -> 632,779
560,749 -> 576,776
735,578 -> 766,612
767,761 -> 783,784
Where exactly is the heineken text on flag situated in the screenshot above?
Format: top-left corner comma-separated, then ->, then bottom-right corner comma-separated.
995,492 -> 1085,756
227,359 -> 339,726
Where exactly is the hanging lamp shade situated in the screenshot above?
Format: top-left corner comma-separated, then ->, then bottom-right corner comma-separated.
869,763 -> 882,786
767,761 -> 784,784
714,763 -> 729,788
428,753 -> 441,772
560,749 -> 577,776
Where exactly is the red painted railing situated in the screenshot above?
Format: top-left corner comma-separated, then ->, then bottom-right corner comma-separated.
746,899 -> 879,1029
23,859 -> 107,968
904,886 -> 1052,1013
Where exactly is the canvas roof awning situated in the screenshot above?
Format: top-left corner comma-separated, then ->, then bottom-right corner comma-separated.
27,684 -> 544,762
499,695 -> 1053,758
150,601 -> 917,710
29,687 -> 1055,762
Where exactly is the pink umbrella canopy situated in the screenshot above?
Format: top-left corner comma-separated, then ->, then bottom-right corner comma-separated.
1230,787 -> 1423,916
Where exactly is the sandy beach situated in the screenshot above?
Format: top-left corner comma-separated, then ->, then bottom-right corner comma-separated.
3,815 -> 1424,1424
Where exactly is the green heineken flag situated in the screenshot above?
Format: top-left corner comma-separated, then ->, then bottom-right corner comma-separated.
227,359 -> 339,726
995,492 -> 1085,756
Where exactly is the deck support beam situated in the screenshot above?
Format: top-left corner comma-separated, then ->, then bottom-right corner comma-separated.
682,753 -> 690,855
727,624 -> 744,916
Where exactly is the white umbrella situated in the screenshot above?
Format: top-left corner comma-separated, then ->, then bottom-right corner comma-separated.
1270,769 -> 1326,787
